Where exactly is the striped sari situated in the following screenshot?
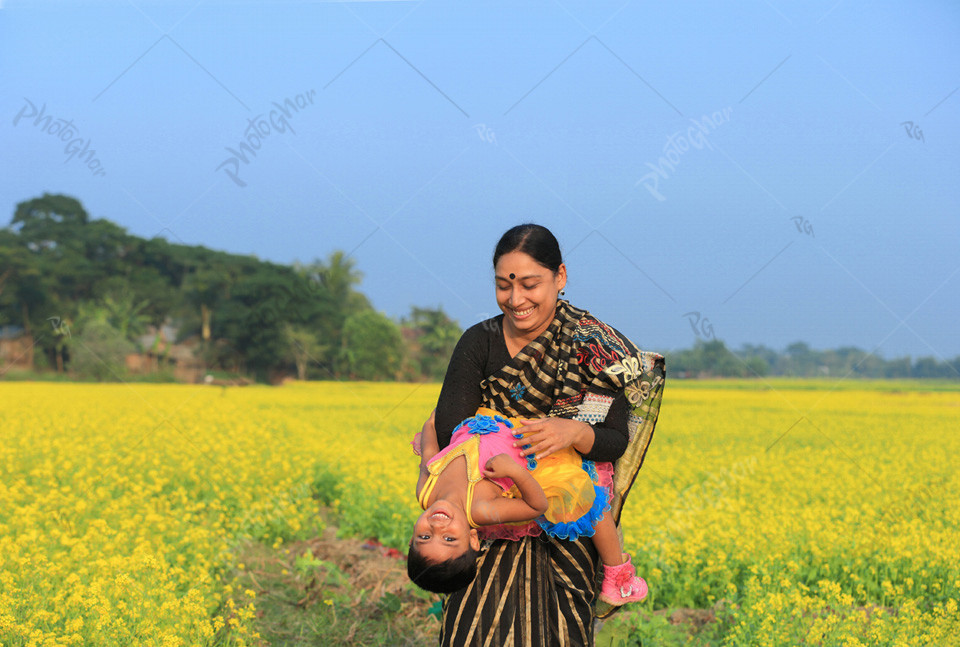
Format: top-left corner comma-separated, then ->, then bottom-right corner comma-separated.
438,299 -> 666,646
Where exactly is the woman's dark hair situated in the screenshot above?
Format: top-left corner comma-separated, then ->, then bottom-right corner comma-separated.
407,542 -> 478,594
493,224 -> 563,273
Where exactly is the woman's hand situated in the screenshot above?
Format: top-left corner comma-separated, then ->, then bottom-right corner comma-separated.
513,417 -> 594,460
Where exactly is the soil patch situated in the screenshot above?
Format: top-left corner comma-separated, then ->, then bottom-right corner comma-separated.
231,522 -> 436,646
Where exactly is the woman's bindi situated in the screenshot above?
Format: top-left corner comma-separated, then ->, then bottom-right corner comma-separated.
509,273 -> 515,279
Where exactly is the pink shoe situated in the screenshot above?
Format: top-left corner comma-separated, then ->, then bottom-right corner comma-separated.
599,553 -> 648,606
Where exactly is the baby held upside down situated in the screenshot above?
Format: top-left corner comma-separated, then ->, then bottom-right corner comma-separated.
408,407 -> 648,604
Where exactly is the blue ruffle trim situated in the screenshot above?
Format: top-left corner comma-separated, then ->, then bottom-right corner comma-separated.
455,413 -> 517,435
581,458 -> 599,482
535,483 -> 611,540
455,414 -> 500,435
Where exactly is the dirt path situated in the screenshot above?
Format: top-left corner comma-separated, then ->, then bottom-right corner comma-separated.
230,519 -> 725,646
231,522 -> 436,646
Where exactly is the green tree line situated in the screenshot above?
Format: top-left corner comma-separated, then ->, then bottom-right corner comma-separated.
0,193 -> 460,383
3,194 -> 954,384
668,339 -> 960,379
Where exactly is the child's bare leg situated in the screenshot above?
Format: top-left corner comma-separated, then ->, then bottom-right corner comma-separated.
591,513 -> 626,567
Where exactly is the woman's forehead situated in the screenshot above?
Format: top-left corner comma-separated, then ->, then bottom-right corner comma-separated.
494,251 -> 548,276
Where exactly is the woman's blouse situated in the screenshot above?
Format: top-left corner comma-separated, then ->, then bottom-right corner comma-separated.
435,313 -> 630,462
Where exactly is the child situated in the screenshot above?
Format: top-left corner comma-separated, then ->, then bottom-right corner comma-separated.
408,406 -> 648,605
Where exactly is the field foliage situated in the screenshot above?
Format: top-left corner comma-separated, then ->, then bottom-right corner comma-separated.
1,379 -> 957,645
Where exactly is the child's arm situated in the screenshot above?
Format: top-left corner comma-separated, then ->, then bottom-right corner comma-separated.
420,408 -> 440,459
415,409 -> 440,498
470,454 -> 548,525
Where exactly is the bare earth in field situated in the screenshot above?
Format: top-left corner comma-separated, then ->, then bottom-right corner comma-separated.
232,519 -> 437,646
233,514 -> 732,646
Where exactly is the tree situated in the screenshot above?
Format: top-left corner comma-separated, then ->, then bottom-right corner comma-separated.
0,229 -> 46,368
182,259 -> 232,344
401,306 -> 461,381
10,194 -> 111,302
10,193 -> 89,251
667,339 -> 750,377
294,251 -> 372,373
283,323 -> 327,381
49,314 -> 73,373
698,339 -> 743,376
0,229 -> 21,301
214,264 -> 320,382
97,292 -> 151,345
70,319 -> 134,381
743,356 -> 768,377
785,341 -> 819,376
340,310 -> 403,380
735,343 -> 777,376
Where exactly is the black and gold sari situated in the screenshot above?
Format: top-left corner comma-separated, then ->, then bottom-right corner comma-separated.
439,299 -> 666,646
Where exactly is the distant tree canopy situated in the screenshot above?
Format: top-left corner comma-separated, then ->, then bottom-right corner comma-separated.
0,193 -> 462,383
400,306 -> 461,381
666,339 -> 959,379
2,193 -> 956,383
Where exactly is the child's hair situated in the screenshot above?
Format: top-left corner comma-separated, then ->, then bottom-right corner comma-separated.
406,541 -> 479,594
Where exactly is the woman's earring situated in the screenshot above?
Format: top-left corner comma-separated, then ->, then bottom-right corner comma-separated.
559,290 -> 565,296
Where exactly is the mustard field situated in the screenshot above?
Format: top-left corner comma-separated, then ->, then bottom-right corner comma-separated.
1,379 -> 958,646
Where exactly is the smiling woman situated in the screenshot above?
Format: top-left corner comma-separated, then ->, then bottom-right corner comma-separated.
493,227 -> 567,354
426,223 -> 666,646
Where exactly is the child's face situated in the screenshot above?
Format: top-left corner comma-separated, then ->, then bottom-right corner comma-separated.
412,502 -> 480,563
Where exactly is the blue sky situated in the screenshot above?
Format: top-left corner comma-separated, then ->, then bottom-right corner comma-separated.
3,0 -> 958,362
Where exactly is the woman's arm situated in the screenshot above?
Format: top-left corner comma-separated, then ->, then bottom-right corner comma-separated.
581,391 -> 630,462
434,324 -> 489,449
515,391 -> 630,462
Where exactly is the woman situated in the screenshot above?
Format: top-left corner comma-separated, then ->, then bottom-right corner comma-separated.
426,224 -> 666,646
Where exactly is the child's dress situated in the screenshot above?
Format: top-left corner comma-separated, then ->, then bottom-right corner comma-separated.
418,407 -> 613,541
